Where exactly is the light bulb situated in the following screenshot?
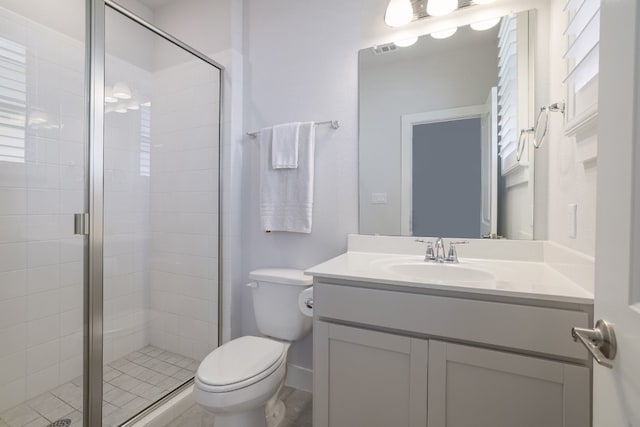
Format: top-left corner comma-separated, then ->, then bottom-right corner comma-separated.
470,17 -> 501,31
385,0 -> 414,27
113,82 -> 132,100
427,0 -> 457,17
105,86 -> 117,103
431,27 -> 458,39
394,36 -> 418,47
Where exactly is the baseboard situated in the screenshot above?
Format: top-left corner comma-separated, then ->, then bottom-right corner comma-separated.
285,363 -> 312,393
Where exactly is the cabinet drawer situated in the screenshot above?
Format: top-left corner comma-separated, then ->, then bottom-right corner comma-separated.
315,283 -> 590,361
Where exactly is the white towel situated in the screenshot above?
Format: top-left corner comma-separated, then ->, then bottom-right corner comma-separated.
271,122 -> 300,169
259,121 -> 316,233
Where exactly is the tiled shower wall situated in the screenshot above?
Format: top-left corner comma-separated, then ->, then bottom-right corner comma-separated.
0,7 -> 86,411
102,59 -> 153,365
149,59 -> 219,361
0,5 -> 220,413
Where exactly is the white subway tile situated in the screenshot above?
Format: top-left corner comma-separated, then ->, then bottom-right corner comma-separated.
27,315 -> 60,347
0,215 -> 27,243
27,289 -> 59,321
0,270 -> 27,301
0,242 -> 26,272
0,296 -> 26,329
27,240 -> 59,267
27,339 -> 59,374
0,188 -> 27,215
27,264 -> 59,294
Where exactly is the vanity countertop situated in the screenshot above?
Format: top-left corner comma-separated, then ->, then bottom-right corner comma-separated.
305,251 -> 594,306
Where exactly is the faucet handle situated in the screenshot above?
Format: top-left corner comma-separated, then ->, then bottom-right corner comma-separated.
425,241 -> 436,262
445,241 -> 469,264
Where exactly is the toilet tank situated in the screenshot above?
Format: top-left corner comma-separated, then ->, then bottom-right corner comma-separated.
249,268 -> 313,341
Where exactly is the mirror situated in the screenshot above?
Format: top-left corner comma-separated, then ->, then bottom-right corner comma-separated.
359,10 -> 536,239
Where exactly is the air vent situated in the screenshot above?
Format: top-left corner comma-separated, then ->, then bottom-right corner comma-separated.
373,43 -> 399,55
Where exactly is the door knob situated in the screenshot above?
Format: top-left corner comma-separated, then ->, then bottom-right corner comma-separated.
571,319 -> 617,368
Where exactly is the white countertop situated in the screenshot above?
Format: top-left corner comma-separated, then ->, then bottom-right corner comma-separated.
305,251 -> 594,305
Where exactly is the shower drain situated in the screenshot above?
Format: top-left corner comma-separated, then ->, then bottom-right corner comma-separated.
46,419 -> 71,427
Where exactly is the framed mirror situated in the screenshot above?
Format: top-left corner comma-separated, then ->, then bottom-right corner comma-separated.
359,10 -> 536,239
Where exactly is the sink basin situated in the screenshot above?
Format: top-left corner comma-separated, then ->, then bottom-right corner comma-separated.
382,261 -> 496,288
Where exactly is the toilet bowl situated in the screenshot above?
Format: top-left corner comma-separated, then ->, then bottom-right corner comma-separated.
194,268 -> 313,427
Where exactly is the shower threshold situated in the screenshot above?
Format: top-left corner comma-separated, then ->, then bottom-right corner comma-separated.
0,346 -> 198,427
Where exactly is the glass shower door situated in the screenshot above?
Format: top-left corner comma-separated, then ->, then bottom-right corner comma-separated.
0,1 -> 87,426
101,5 -> 221,425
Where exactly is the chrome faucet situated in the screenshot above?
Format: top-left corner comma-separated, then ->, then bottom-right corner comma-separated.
418,238 -> 469,264
433,237 -> 446,262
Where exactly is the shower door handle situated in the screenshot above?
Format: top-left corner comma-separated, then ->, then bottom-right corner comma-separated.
74,213 -> 90,236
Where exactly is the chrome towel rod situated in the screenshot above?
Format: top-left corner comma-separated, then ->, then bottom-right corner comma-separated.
247,120 -> 340,138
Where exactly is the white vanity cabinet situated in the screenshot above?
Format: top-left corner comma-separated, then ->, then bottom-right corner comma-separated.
312,280 -> 592,427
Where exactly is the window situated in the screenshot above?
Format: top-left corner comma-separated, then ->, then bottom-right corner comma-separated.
0,36 -> 26,163
563,0 -> 600,132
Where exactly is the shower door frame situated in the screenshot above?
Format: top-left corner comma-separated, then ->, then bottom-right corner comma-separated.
83,1 -> 224,425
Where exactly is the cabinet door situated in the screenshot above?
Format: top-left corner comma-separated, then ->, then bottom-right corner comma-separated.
314,321 -> 428,427
427,341 -> 590,427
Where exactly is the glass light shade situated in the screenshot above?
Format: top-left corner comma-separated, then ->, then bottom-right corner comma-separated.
105,86 -> 117,103
385,0 -> 414,27
426,0 -> 457,17
113,82 -> 132,99
470,17 -> 501,31
431,27 -> 458,39
127,100 -> 140,110
114,104 -> 128,113
394,36 -> 418,47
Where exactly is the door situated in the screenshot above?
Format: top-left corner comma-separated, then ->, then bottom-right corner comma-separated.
591,0 -> 640,424
313,321 -> 428,427
427,341 -> 590,427
480,87 -> 498,237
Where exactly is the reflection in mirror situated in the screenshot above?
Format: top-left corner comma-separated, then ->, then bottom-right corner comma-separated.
359,11 -> 535,240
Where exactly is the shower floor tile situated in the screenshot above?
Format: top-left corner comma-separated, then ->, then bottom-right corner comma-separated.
0,346 -> 197,427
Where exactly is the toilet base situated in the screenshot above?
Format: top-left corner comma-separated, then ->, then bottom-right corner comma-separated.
213,406 -> 267,427
266,399 -> 286,427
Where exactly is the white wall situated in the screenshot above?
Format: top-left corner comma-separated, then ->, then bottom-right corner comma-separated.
359,37 -> 498,235
241,0 -> 598,375
542,0 -> 597,256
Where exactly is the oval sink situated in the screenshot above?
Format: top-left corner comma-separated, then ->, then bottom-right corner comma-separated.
384,262 -> 496,288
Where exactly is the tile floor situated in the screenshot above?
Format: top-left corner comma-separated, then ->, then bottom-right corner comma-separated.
166,386 -> 312,427
0,346 -> 198,427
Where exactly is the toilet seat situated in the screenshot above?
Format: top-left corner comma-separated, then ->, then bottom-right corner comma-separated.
196,336 -> 287,393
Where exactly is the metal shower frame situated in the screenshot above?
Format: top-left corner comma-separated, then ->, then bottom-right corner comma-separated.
83,1 -> 224,425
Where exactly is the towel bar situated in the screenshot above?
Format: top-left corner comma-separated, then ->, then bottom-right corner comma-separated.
247,120 -> 340,138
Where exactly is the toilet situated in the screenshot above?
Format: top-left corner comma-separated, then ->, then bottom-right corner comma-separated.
194,268 -> 313,427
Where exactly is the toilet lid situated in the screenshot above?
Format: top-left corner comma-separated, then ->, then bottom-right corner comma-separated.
197,336 -> 286,388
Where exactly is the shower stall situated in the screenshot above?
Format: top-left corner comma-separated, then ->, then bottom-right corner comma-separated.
0,1 -> 222,425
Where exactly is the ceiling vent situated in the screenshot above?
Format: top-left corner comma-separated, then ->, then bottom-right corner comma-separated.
373,43 -> 399,55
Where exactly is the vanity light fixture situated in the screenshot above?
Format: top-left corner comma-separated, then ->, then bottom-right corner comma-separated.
431,27 -> 458,39
105,86 -> 117,103
385,0 -> 414,27
394,36 -> 419,47
470,17 -> 501,31
426,0 -> 457,17
113,82 -> 132,99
